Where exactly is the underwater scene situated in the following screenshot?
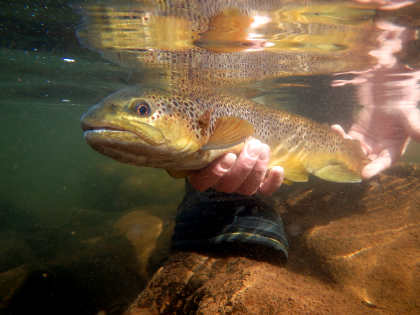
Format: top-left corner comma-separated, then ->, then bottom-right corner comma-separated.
1,0 -> 420,314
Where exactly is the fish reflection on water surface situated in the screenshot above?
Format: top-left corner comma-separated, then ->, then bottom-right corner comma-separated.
75,0 -> 377,87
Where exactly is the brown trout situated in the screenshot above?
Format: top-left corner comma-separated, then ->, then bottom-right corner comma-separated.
81,86 -> 366,183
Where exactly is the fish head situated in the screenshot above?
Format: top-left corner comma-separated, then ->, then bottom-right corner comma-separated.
81,86 -> 206,167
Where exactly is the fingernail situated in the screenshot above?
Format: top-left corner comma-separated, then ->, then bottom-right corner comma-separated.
220,153 -> 236,170
259,144 -> 270,161
362,164 -> 380,179
272,166 -> 284,176
246,140 -> 260,158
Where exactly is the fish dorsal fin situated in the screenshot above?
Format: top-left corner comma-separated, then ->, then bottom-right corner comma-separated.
313,164 -> 361,183
195,8 -> 254,53
202,117 -> 254,150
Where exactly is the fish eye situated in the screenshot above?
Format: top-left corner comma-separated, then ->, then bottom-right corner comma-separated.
132,100 -> 151,117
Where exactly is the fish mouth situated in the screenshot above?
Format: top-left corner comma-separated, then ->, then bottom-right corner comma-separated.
81,120 -> 166,146
81,122 -> 188,168
82,127 -> 135,137
81,120 -> 134,135
81,124 -> 166,165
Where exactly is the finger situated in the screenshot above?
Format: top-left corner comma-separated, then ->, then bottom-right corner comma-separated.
214,139 -> 261,193
189,153 -> 237,191
333,124 -> 371,156
348,129 -> 372,155
378,0 -> 416,11
404,109 -> 420,142
401,138 -> 411,155
236,143 -> 270,195
362,157 -> 391,179
331,124 -> 352,139
259,166 -> 284,196
331,76 -> 367,87
361,145 -> 401,179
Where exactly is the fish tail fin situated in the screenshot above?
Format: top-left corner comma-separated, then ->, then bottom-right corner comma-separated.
307,139 -> 366,183
312,163 -> 362,183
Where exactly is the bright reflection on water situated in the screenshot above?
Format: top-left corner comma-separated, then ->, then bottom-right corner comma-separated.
0,0 -> 419,314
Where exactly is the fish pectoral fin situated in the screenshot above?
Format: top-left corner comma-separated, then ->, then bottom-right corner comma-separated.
313,164 -> 362,183
166,169 -> 193,178
202,117 -> 254,150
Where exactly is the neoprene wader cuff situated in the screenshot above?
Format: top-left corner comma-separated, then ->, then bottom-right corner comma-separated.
172,180 -> 289,259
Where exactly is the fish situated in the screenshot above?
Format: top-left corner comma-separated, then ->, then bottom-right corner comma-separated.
81,86 -> 367,183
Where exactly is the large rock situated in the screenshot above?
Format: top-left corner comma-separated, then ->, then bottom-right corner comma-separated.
298,165 -> 420,313
125,163 -> 420,315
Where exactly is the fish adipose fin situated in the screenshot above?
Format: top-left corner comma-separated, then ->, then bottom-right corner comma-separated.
202,117 -> 254,150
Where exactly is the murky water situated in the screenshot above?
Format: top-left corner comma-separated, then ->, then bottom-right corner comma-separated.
1,0 -> 419,314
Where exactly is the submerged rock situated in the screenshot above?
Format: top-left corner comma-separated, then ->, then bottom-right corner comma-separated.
0,231 -> 35,272
301,164 -> 420,313
3,233 -> 145,315
114,209 -> 164,279
0,265 -> 29,309
126,251 -> 376,315
125,163 -> 420,315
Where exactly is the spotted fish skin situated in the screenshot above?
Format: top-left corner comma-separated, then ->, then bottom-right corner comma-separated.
81,86 -> 366,183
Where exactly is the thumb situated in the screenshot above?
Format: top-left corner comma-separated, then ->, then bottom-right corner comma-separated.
404,108 -> 420,142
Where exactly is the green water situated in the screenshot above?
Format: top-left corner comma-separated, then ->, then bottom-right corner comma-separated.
1,0 -> 420,314
0,2 -> 184,313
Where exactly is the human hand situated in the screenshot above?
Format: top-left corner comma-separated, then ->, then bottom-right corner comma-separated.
331,106 -> 420,179
354,0 -> 416,10
189,138 -> 284,196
